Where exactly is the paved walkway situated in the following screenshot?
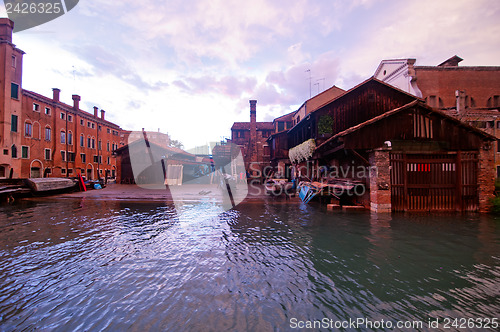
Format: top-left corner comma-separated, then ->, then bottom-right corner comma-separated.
32,183 -> 300,204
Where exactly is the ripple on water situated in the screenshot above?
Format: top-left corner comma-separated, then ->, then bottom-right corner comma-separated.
0,200 -> 499,330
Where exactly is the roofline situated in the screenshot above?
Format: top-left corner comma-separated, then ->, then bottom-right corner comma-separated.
315,100 -> 495,151
287,76 -> 423,133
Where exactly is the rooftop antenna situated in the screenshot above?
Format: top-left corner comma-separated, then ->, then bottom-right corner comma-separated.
314,82 -> 320,95
72,65 -> 76,91
317,78 -> 325,92
306,69 -> 311,98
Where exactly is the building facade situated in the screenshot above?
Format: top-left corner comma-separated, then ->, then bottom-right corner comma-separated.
0,18 -> 122,180
230,100 -> 273,178
374,55 -> 500,176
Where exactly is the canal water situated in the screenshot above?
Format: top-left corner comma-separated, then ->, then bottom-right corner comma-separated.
0,199 -> 499,331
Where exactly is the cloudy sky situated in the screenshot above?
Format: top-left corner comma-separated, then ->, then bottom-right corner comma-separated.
2,0 -> 499,149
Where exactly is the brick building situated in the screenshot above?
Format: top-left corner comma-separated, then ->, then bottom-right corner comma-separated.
0,18 -> 122,180
374,55 -> 500,175
230,100 -> 273,178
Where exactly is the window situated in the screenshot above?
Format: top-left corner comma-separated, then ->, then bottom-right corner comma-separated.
60,112 -> 65,120
92,123 -> 95,129
11,115 -> 18,132
81,153 -> 86,163
61,168 -> 66,175
12,55 -> 16,67
45,149 -> 51,160
45,168 -> 52,175
67,169 -> 73,175
33,103 -> 40,112
107,141 -> 110,151
61,151 -> 66,161
45,107 -> 51,115
497,140 -> 500,153
107,128 -> 111,134
80,119 -> 84,126
68,152 -> 75,162
107,157 -> 110,165
11,83 -> 19,99
98,125 -> 101,131
497,166 -> 500,179
60,131 -> 66,144
278,122 -> 285,132
68,131 -> 73,145
21,146 -> 29,159
25,122 -> 32,137
413,111 -> 433,138
87,137 -> 91,148
98,139 -> 102,150
93,155 -> 102,164
80,134 -> 84,147
11,145 -> 17,158
68,114 -> 73,122
91,138 -> 95,149
45,127 -> 52,141
3,149 -> 8,155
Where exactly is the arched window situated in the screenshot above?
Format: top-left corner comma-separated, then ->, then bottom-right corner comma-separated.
24,121 -> 32,137
60,130 -> 66,144
45,126 -> 52,141
11,145 -> 17,158
80,134 -> 84,147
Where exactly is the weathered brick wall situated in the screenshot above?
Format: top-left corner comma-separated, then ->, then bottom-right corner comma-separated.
478,141 -> 496,212
368,148 -> 391,212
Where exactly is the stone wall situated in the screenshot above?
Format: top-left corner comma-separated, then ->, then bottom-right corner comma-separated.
368,148 -> 391,212
478,141 -> 496,212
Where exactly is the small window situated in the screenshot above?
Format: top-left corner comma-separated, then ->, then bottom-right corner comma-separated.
107,128 -> 111,134
497,140 -> 500,153
45,149 -> 51,160
68,132 -> 73,145
60,130 -> 66,144
107,157 -> 110,164
60,112 -> 65,120
81,153 -> 86,163
45,127 -> 52,141
98,125 -> 102,131
91,123 -> 95,129
87,137 -> 91,148
61,168 -> 66,174
12,55 -> 16,67
98,139 -> 102,150
25,122 -> 32,137
68,114 -> 73,122
11,83 -> 19,99
497,166 -> 500,178
11,115 -> 18,132
91,138 -> 95,149
45,107 -> 51,115
80,119 -> 84,126
87,121 -> 91,128
107,142 -> 110,151
67,169 -> 73,175
80,134 -> 84,147
21,146 -> 29,159
3,149 -> 8,155
45,168 -> 52,175
68,152 -> 75,162
61,151 -> 66,161
33,103 -> 40,112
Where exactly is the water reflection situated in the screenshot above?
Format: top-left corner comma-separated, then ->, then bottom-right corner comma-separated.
0,199 -> 499,330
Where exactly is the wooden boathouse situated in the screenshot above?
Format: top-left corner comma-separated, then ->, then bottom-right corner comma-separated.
281,78 -> 495,212
314,100 -> 495,212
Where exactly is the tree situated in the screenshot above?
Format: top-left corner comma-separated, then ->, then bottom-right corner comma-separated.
170,139 -> 184,149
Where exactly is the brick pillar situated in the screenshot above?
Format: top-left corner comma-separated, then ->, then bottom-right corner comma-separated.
478,141 -> 495,212
369,148 -> 392,212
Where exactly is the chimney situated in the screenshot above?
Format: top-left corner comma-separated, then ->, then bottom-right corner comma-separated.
249,100 -> 257,168
93,106 -> 98,118
52,88 -> 60,102
72,94 -> 80,110
456,90 -> 466,114
0,18 -> 14,43
100,109 -> 105,120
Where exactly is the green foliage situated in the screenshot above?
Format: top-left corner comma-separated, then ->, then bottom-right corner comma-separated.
490,196 -> 500,214
318,115 -> 333,135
